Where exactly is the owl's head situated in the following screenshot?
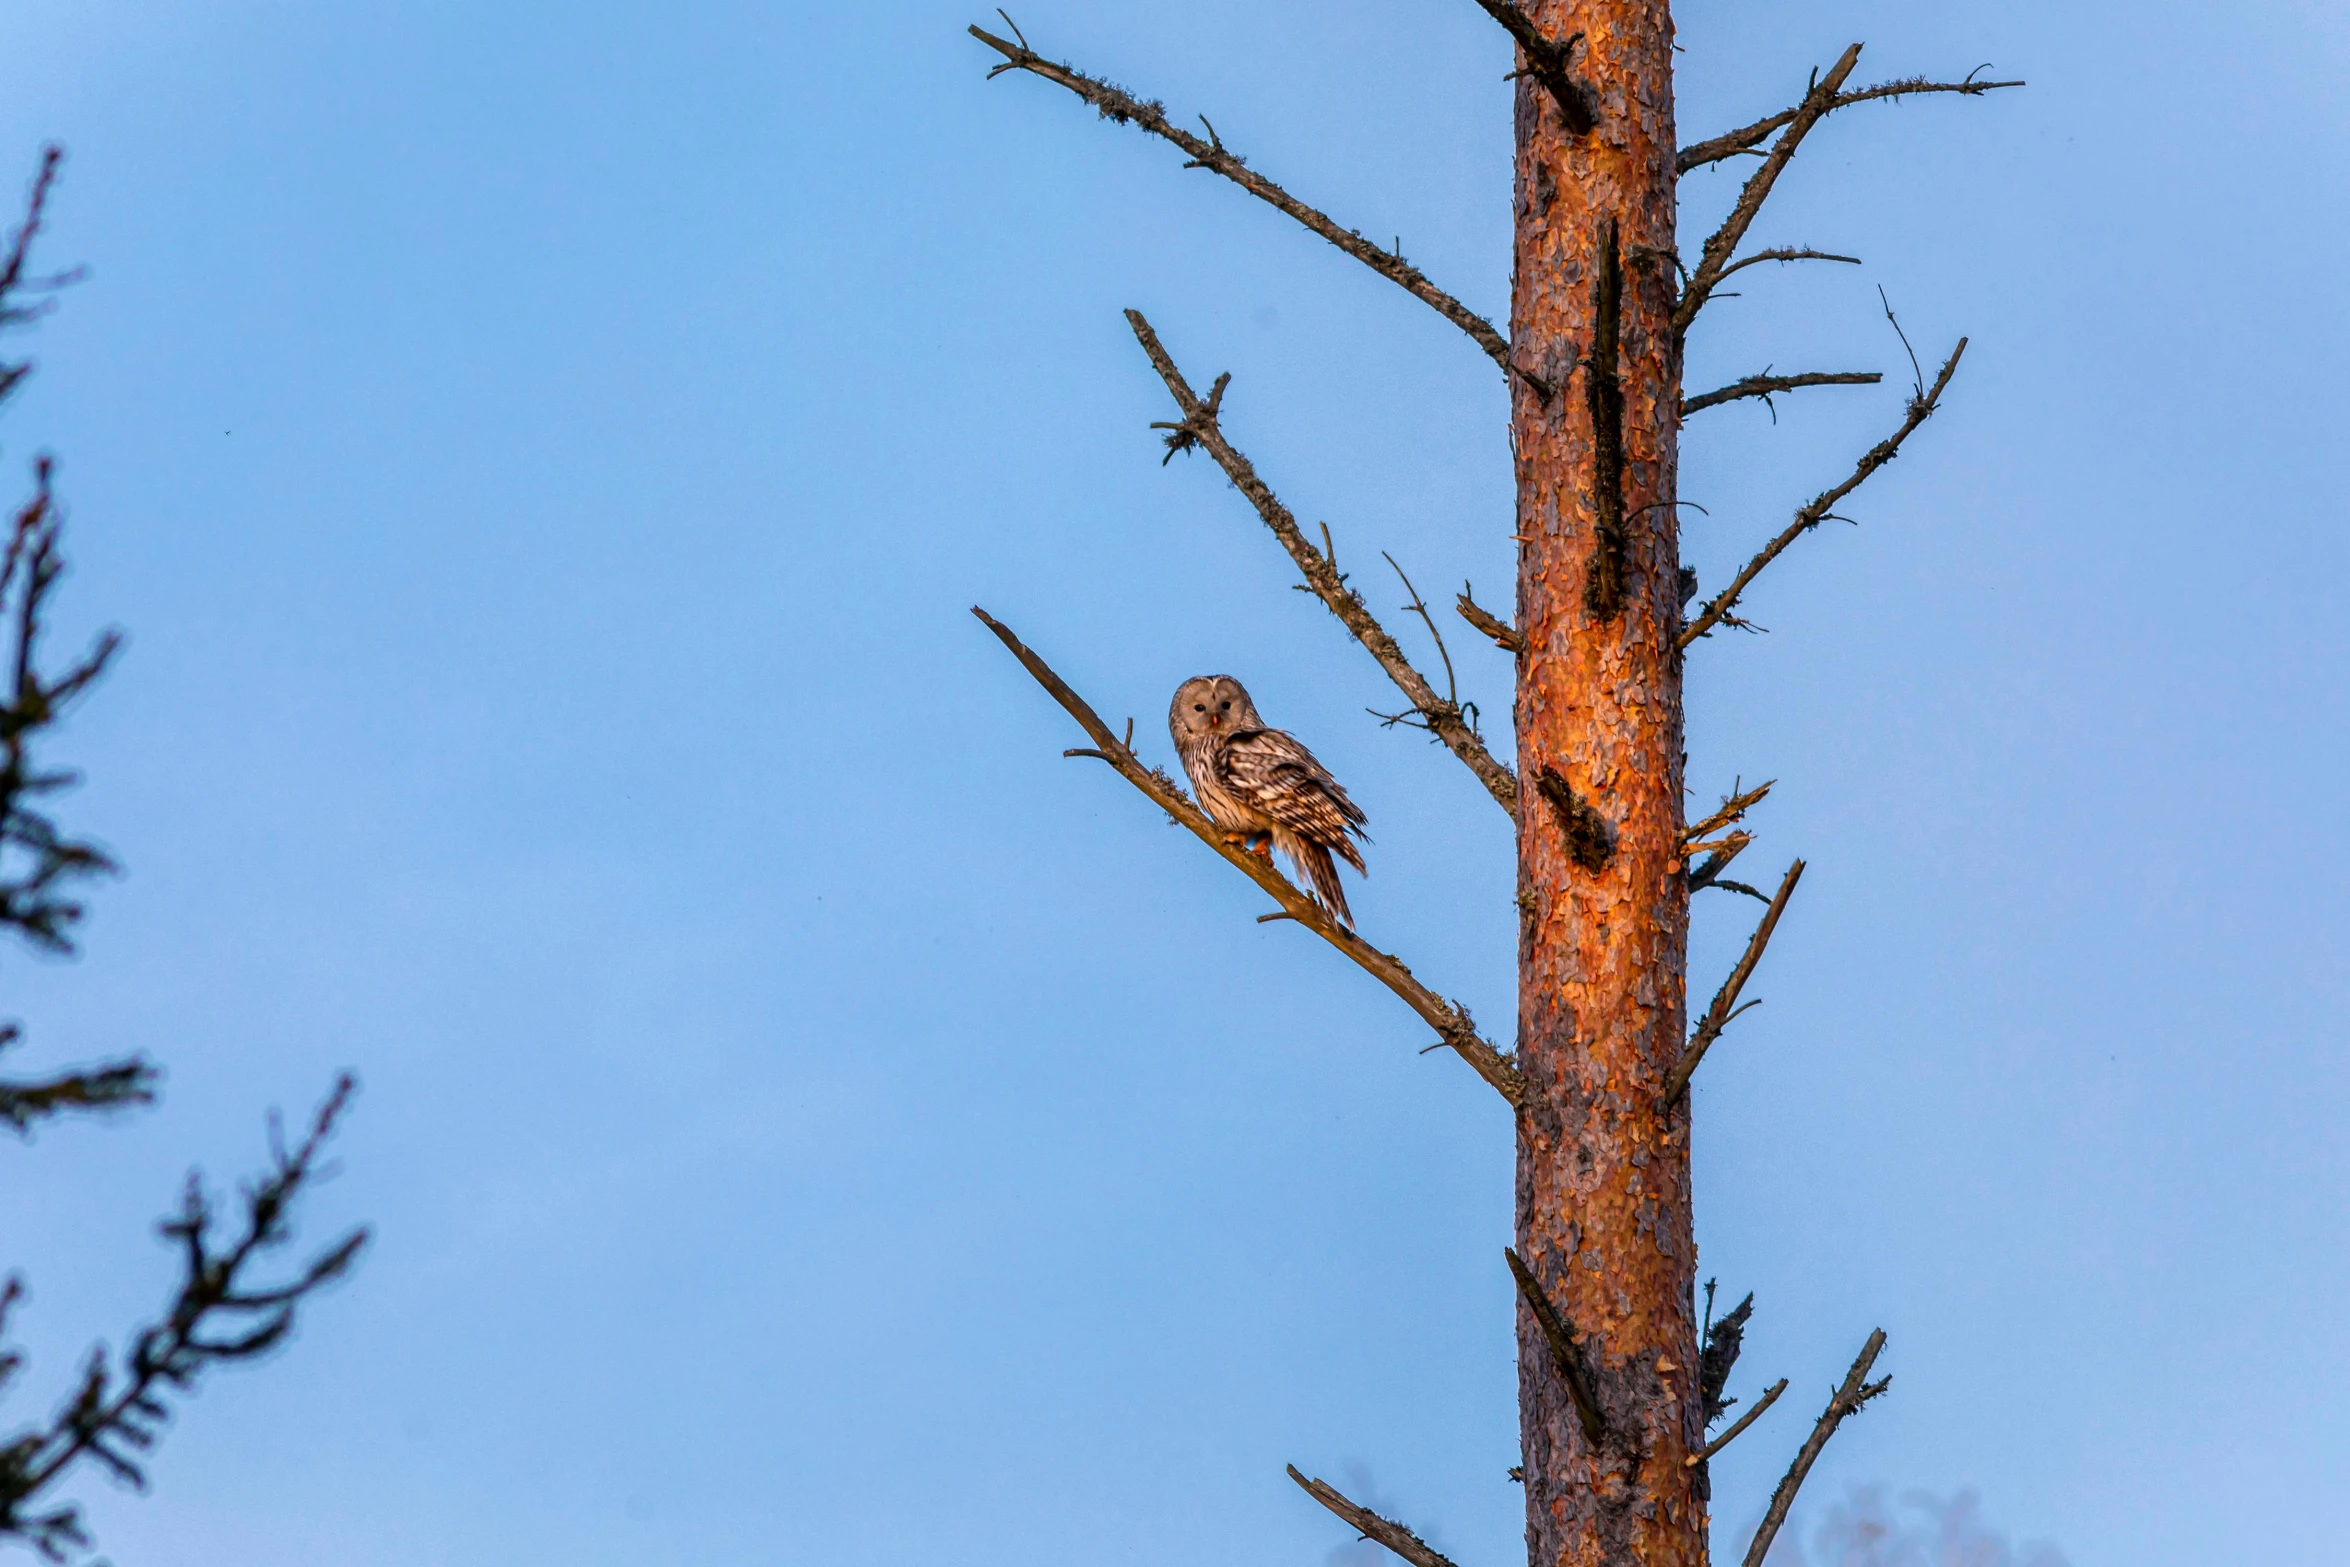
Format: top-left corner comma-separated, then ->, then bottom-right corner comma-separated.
1169,674 -> 1258,742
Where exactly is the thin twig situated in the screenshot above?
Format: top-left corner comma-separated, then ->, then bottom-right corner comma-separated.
0,151 -> 63,308
1505,1247 -> 1606,1448
1680,66 -> 2024,174
1682,370 -> 1881,420
1368,704 -> 1434,735
970,23 -> 1514,376
1674,46 -> 1865,341
1742,1332 -> 1893,1567
1681,340 -> 1965,648
1466,0 -> 1596,133
1878,286 -> 1926,400
1687,1378 -> 1788,1466
1288,1466 -> 1465,1567
1710,246 -> 1863,286
1382,554 -> 1459,713
1128,312 -> 1520,819
1661,860 -> 1805,1105
973,607 -> 1519,1104
0,148 -> 74,410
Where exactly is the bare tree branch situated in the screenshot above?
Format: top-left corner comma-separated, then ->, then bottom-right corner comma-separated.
1686,779 -> 1775,843
1682,369 -> 1880,420
1686,833 -> 1760,898
1288,1465 -> 1465,1567
0,1024 -> 153,1136
0,1077 -> 368,1559
1505,1246 -> 1606,1448
1127,311 -> 1521,820
1454,585 -> 1521,654
973,607 -> 1520,1105
1710,246 -> 1863,286
1465,0 -> 1596,134
969,22 -> 1515,377
1681,340 -> 1965,648
1381,553 -> 1461,714
1685,780 -> 1773,899
1673,45 -> 1864,340
1687,1378 -> 1787,1466
1679,66 -> 2024,174
1742,1331 -> 1892,1567
1661,860 -> 1804,1106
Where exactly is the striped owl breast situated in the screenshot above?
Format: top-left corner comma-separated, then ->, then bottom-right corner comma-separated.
1181,737 -> 1261,830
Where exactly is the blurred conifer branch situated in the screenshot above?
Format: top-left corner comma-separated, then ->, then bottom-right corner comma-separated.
0,146 -> 367,1562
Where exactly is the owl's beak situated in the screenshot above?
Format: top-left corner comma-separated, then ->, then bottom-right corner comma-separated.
1206,713 -> 1222,728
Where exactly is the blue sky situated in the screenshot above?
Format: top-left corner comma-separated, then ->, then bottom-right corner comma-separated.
0,2 -> 2344,1563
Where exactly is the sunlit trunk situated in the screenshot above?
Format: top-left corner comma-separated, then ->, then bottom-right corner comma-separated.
1510,5 -> 1701,1564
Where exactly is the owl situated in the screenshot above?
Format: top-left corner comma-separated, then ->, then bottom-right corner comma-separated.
1169,674 -> 1369,926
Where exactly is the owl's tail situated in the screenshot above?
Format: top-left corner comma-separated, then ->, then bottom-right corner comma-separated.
1284,833 -> 1359,929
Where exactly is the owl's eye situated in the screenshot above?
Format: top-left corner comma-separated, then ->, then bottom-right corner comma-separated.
1193,703 -> 1206,712
1219,701 -> 1230,711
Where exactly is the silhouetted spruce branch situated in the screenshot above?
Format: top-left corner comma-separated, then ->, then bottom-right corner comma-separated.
0,145 -> 368,1564
0,1078 -> 368,1559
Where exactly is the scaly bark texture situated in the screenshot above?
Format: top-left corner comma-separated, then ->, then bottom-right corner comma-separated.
1511,5 -> 1697,1567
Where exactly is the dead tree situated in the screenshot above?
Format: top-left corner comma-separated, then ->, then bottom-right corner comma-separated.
0,148 -> 366,1563
968,9 -> 2014,1566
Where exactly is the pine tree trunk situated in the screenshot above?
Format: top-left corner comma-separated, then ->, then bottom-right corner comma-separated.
1511,5 -> 1698,1566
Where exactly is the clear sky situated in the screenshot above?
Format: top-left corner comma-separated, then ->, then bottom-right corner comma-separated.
0,2 -> 2343,1564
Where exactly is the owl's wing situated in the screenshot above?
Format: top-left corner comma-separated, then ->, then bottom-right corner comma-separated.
1220,726 -> 1368,846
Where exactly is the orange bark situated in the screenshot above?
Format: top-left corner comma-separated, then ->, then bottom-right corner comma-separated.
1510,4 -> 1699,1566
